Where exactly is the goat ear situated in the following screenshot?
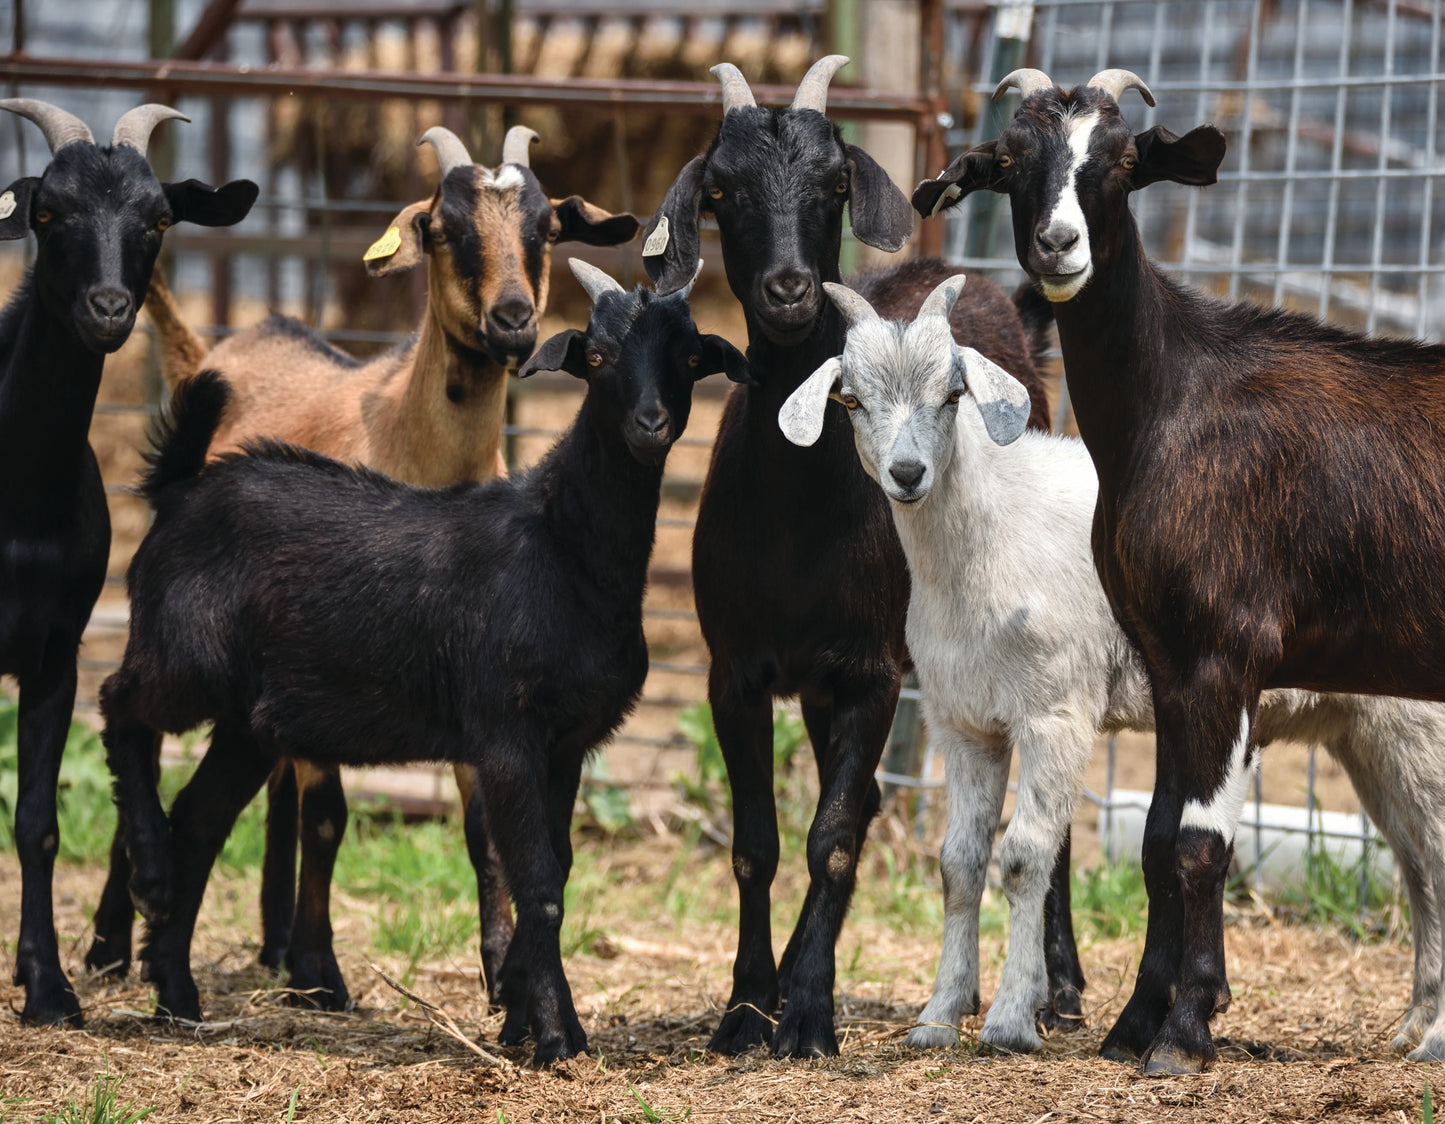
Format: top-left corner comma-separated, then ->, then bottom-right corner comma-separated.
365,200 -> 430,277
0,178 -> 37,241
642,156 -> 705,294
519,328 -> 588,379
912,141 -> 1002,218
551,196 -> 640,246
162,178 -> 259,227
953,345 -> 1030,446
778,356 -> 844,447
697,334 -> 753,384
1132,125 -> 1226,189
842,143 -> 912,252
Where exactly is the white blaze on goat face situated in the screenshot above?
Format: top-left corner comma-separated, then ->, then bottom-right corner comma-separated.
487,164 -> 525,192
1037,111 -> 1099,301
1179,707 -> 1255,842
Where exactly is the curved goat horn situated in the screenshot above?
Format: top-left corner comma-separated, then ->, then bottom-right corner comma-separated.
1086,68 -> 1157,107
112,104 -> 189,155
822,281 -> 880,329
993,68 -> 1056,101
569,258 -> 625,303
417,126 -> 473,178
0,98 -> 94,153
710,63 -> 757,115
918,274 -> 966,321
502,125 -> 538,167
791,54 -> 849,114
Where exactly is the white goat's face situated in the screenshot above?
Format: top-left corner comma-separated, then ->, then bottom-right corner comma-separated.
835,318 -> 965,505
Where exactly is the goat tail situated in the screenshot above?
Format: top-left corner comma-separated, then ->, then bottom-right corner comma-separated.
140,369 -> 231,504
144,268 -> 208,390
1012,281 -> 1056,376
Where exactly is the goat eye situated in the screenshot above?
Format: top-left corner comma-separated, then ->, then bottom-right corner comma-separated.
546,227 -> 560,243
587,349 -> 604,368
841,394 -> 860,410
946,388 -> 963,404
156,216 -> 171,232
997,154 -> 1013,169
1120,154 -> 1137,171
708,187 -> 724,201
687,354 -> 701,368
35,209 -> 51,224
834,176 -> 848,195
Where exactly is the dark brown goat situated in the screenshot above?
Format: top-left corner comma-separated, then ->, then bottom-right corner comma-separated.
642,56 -> 1055,1059
916,67 -> 1445,1072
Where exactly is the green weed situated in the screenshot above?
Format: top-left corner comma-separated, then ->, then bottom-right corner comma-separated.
625,1084 -> 690,1123
1275,842 -> 1407,940
1423,1081 -> 1434,1124
1071,860 -> 1149,941
41,1074 -> 154,1124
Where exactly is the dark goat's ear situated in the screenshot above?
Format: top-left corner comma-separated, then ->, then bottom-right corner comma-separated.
364,200 -> 430,277
163,178 -> 259,227
519,328 -> 588,379
697,334 -> 753,384
642,156 -> 705,294
1132,125 -> 1226,189
912,141 -> 1001,219
0,178 -> 37,241
551,196 -> 640,246
843,143 -> 912,252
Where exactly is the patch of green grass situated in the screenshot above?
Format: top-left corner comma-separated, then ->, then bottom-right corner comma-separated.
624,1084 -> 691,1124
41,1074 -> 154,1124
1423,1081 -> 1434,1124
1273,842 -> 1408,940
1071,860 -> 1149,941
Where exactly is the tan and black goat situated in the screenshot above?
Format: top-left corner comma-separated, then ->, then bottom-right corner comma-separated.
88,125 -> 640,1011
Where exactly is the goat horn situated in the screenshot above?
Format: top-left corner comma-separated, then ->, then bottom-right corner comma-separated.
710,63 -> 758,115
417,126 -> 473,178
1086,68 -> 1157,107
502,125 -> 538,168
569,258 -> 625,304
679,258 -> 704,300
993,68 -> 1056,102
918,273 -> 967,321
111,104 -> 190,155
0,98 -> 94,153
791,54 -> 849,114
822,281 -> 880,329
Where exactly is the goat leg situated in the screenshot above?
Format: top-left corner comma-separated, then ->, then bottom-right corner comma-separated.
1038,826 -> 1087,1033
88,738 -> 161,978
258,758 -> 299,971
455,762 -> 515,1009
285,760 -> 349,1011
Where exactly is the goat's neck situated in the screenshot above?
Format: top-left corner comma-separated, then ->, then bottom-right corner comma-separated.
743,301 -> 845,402
1050,219 -> 1179,502
0,277 -> 105,500
535,397 -> 664,604
380,302 -> 508,484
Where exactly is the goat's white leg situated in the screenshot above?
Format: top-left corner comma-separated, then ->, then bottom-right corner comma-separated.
905,725 -> 1009,1049
981,714 -> 1091,1054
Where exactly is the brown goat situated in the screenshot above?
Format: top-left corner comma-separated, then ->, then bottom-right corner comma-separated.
87,125 -> 639,1013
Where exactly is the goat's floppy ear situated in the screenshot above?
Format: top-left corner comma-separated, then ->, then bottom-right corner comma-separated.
163,178 -> 259,227
519,328 -> 588,379
912,141 -> 1002,219
953,345 -> 1030,446
551,196 -> 641,246
0,178 -> 37,241
697,334 -> 753,385
642,156 -> 704,294
365,200 -> 430,277
843,143 -> 912,252
779,356 -> 844,447
1131,125 -> 1226,189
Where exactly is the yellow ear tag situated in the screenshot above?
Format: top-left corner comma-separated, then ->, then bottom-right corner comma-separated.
364,225 -> 402,262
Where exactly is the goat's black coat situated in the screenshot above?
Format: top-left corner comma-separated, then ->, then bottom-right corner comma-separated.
0,115 -> 254,1026
919,79 -> 1445,1072
103,284 -> 746,1067
643,88 -> 1062,1058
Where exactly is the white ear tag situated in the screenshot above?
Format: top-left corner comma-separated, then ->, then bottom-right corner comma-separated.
642,215 -> 670,257
0,192 -> 16,221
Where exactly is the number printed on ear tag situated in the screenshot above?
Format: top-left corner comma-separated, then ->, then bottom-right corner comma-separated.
0,192 -> 16,221
642,215 -> 670,257
364,225 -> 402,262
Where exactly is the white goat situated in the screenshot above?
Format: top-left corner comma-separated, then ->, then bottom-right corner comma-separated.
779,274 -> 1445,1057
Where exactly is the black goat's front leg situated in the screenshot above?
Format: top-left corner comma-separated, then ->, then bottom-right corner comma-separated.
455,762 -> 514,1008
707,672 -> 781,1056
88,740 -> 162,979
139,724 -> 273,1022
482,744 -> 587,1067
258,758 -> 298,971
1038,827 -> 1086,1033
13,656 -> 82,1026
771,677 -> 897,1060
284,761 -> 349,1011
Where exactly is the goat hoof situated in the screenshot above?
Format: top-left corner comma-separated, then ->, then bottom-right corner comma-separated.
709,1003 -> 775,1055
84,936 -> 131,979
1038,986 -> 1085,1034
980,1022 -> 1041,1055
771,999 -> 839,1059
497,1005 -> 531,1047
530,1025 -> 588,1068
1407,1036 -> 1445,1063
258,942 -> 288,973
903,1023 -> 963,1050
1100,998 -> 1164,1064
285,953 -> 350,1011
1141,1044 -> 1209,1075
19,973 -> 83,1028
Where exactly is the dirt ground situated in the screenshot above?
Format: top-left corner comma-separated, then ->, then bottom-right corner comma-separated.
0,837 -> 1433,1124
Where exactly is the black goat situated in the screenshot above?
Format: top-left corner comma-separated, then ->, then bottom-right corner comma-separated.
0,98 -> 255,1026
916,68 -> 1445,1071
642,57 -> 1056,1058
101,260 -> 748,1066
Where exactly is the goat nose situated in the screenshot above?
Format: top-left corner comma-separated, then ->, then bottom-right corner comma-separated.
889,459 -> 926,490
763,270 -> 813,307
1037,222 -> 1080,254
490,298 -> 534,332
635,406 -> 669,436
88,289 -> 131,321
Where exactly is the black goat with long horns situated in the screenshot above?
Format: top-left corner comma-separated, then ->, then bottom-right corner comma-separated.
0,98 -> 256,1025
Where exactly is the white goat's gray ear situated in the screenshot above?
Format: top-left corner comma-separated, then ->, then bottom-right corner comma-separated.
779,356 -> 844,447
954,346 -> 1031,446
